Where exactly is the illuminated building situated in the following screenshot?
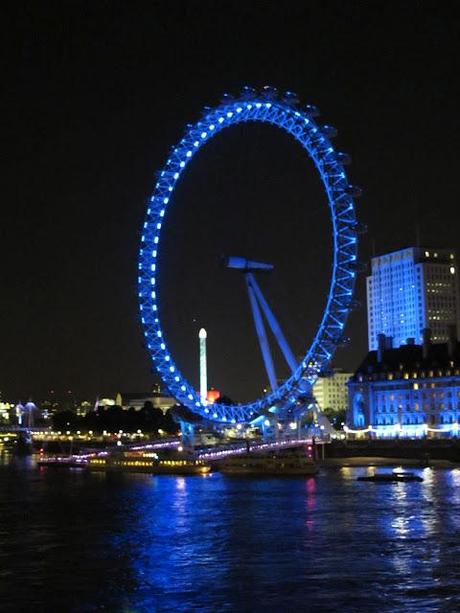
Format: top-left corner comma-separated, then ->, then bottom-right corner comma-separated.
347,330 -> 460,438
367,247 -> 460,350
15,403 -> 24,425
0,402 -> 12,422
313,369 -> 352,411
76,401 -> 92,417
120,389 -> 175,413
22,401 -> 37,428
96,398 -> 117,408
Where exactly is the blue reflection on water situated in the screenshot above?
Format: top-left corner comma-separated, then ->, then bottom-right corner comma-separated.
1,460 -> 460,612
103,469 -> 460,612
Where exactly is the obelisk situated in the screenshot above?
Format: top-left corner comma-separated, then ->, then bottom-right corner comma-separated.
199,328 -> 207,403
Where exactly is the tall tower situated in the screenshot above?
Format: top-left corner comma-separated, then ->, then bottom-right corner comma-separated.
199,328 -> 207,403
367,247 -> 460,350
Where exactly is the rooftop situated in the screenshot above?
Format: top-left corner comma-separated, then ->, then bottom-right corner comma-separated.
351,340 -> 460,381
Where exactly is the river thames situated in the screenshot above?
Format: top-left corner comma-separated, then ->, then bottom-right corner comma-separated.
1,457 -> 460,612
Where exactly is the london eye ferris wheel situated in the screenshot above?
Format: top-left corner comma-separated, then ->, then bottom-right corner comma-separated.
138,86 -> 361,425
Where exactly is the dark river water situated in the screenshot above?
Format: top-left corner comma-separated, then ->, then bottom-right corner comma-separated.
1,457 -> 460,612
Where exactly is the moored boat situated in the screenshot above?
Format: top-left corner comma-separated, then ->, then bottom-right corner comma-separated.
218,446 -> 317,476
358,471 -> 423,483
37,456 -> 88,469
88,451 -> 210,475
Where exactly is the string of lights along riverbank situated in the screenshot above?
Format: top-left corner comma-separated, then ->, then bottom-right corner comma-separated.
138,85 -> 361,431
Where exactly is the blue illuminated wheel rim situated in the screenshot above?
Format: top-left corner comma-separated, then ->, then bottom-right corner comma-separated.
138,88 -> 359,423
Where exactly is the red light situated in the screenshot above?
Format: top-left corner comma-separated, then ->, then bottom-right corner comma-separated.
206,389 -> 220,404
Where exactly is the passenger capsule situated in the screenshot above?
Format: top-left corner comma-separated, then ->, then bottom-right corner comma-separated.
344,185 -> 362,198
336,152 -> 352,165
282,91 -> 299,106
304,104 -> 320,117
321,125 -> 338,138
261,85 -> 279,99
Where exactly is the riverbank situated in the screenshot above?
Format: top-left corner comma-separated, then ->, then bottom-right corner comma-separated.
320,456 -> 458,468
322,439 -> 460,467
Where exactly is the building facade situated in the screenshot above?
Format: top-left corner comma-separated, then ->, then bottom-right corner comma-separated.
313,369 -> 352,412
121,388 -> 176,413
0,402 -> 12,422
367,247 -> 460,350
347,332 -> 460,438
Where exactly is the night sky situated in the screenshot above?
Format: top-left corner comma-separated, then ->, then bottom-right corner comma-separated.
3,1 -> 460,404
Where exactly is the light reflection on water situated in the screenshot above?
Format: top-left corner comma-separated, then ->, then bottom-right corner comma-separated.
1,459 -> 460,612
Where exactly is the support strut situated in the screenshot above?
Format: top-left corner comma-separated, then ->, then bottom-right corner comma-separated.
246,273 -> 298,374
245,274 -> 278,392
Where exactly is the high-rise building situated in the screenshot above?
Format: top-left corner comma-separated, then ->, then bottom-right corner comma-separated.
313,369 -> 352,412
367,247 -> 460,350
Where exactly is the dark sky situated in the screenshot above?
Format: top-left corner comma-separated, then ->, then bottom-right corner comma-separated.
2,1 -> 460,403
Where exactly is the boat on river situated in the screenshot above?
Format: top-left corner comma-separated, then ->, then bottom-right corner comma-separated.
37,456 -> 88,469
358,471 -> 423,483
88,451 -> 211,475
218,446 -> 318,476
